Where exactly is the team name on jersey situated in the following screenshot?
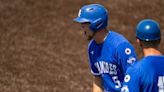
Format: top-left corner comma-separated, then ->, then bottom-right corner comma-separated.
94,61 -> 117,75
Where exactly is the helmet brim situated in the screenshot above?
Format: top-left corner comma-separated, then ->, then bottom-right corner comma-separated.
73,17 -> 90,23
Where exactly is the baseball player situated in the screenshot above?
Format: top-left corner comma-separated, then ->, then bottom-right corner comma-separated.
73,4 -> 137,92
121,19 -> 164,92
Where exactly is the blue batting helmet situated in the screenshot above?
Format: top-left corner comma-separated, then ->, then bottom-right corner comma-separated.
73,4 -> 108,32
136,19 -> 161,41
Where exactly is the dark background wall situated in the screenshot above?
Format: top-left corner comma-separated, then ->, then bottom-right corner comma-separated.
0,0 -> 163,92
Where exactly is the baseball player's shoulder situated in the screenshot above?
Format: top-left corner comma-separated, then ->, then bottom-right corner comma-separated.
135,56 -> 164,75
139,56 -> 164,70
145,55 -> 164,61
105,31 -> 130,48
138,57 -> 154,67
127,62 -> 140,72
110,31 -> 129,42
128,58 -> 149,74
102,31 -> 135,57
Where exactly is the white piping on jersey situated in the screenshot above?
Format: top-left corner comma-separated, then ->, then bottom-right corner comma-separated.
91,70 -> 100,76
103,33 -> 108,41
88,39 -> 100,75
88,39 -> 101,75
88,39 -> 94,50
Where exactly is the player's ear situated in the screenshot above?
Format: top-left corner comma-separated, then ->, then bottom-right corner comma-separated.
136,38 -> 140,43
136,38 -> 142,47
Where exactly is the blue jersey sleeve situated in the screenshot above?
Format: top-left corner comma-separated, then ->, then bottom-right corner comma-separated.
121,66 -> 140,92
115,42 -> 137,74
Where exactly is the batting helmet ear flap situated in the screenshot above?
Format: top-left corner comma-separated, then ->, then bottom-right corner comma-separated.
89,16 -> 108,31
89,18 -> 103,31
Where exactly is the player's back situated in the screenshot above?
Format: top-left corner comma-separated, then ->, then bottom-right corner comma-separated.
138,56 -> 164,92
122,56 -> 164,92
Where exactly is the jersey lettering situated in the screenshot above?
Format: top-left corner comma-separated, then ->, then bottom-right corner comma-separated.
95,61 -> 121,88
94,61 -> 117,75
121,85 -> 129,92
158,76 -> 164,92
112,76 -> 121,88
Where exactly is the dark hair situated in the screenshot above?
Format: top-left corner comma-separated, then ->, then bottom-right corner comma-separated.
139,38 -> 161,48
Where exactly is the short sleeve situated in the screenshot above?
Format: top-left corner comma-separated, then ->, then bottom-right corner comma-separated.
115,42 -> 137,74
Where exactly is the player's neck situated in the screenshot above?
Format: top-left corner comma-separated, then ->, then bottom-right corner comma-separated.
94,29 -> 108,44
143,48 -> 162,57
